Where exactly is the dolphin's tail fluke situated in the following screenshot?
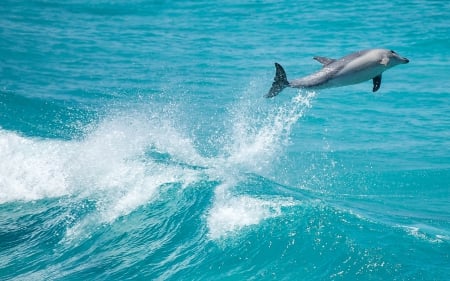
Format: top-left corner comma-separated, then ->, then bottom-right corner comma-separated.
265,63 -> 290,98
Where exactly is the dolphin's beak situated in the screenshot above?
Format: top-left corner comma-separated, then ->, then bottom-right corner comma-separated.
403,57 -> 410,64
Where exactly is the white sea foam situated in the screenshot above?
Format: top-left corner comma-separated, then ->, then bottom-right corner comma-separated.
0,130 -> 70,202
207,190 -> 297,240
0,111 -> 204,225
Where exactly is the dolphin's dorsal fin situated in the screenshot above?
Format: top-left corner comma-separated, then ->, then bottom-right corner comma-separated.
313,56 -> 336,66
372,74 -> 382,92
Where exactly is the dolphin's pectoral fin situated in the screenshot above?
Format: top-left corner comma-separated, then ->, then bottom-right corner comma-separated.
265,63 -> 290,98
372,74 -> 382,92
313,56 -> 336,66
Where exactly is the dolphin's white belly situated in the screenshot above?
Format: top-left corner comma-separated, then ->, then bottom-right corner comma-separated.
324,63 -> 386,88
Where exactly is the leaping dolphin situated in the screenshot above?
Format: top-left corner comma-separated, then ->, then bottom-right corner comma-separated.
265,49 -> 409,98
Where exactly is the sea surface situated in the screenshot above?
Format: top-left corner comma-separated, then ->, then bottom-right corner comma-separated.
1,1 -> 449,280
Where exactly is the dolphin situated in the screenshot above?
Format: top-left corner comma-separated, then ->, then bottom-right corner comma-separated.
265,49 -> 409,98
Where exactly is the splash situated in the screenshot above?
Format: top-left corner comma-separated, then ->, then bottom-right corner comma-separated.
205,90 -> 316,239
221,90 -> 316,174
0,112 -> 204,223
0,90 -> 316,240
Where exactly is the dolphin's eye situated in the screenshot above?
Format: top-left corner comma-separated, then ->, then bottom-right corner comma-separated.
390,50 -> 396,54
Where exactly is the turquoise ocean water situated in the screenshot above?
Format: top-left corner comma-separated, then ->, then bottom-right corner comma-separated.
1,1 -> 449,280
